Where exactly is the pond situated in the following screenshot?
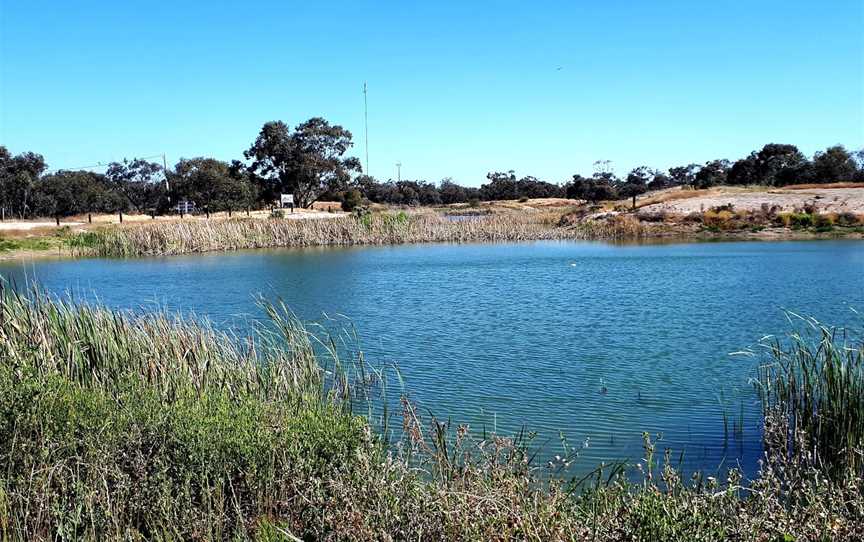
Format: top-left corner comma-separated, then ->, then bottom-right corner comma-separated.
2,239 -> 862,478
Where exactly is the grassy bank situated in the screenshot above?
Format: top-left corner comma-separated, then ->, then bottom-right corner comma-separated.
1,290 -> 862,540
81,212 -> 645,257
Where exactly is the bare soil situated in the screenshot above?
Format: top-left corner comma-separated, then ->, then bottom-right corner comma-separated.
637,186 -> 864,215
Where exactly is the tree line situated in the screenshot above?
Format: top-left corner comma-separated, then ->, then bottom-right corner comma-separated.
2,118 -> 863,218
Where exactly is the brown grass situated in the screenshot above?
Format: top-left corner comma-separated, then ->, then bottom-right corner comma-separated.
86,212 -> 646,257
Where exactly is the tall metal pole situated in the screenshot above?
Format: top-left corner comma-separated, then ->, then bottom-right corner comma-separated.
163,153 -> 171,204
363,82 -> 369,175
396,161 -> 401,183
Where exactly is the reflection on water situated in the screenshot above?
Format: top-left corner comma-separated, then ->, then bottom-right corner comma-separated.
1,239 -> 862,477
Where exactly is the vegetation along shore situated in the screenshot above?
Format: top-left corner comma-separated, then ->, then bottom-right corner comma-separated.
0,288 -> 861,540
2,133 -> 864,258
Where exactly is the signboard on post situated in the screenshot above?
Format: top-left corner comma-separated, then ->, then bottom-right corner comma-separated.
280,193 -> 294,211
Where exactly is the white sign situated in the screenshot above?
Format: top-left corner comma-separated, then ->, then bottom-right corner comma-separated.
280,193 -> 294,206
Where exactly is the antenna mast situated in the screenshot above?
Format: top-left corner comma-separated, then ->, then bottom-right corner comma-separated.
363,82 -> 370,175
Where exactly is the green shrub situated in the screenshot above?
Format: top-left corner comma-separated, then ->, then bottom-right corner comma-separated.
789,212 -> 815,228
341,189 -> 363,212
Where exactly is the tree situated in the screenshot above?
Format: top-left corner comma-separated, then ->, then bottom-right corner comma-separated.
620,166 -> 651,209
565,173 -> 618,203
0,147 -> 47,218
812,145 -> 857,183
694,159 -> 729,188
515,176 -> 564,199
668,164 -> 700,186
565,174 -> 590,200
727,153 -> 760,186
105,158 -> 166,212
31,171 -> 125,217
755,144 -> 806,185
649,171 -> 672,189
480,171 -> 519,200
439,178 -> 468,204
244,118 -> 361,208
173,158 -> 256,214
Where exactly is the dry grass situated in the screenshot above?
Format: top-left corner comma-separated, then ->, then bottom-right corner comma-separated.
83,212 -> 646,257
780,182 -> 864,190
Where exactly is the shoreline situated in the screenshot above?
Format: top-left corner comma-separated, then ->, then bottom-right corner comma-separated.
0,218 -> 861,262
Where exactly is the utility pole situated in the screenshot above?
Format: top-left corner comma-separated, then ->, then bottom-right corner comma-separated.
162,153 -> 171,203
396,161 -> 401,183
363,82 -> 369,175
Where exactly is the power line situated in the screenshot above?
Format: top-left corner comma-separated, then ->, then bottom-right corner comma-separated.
45,154 -> 165,174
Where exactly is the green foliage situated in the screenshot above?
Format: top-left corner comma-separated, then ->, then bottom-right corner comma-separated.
244,118 -> 361,208
341,188 -> 363,211
0,291 -> 862,540
756,321 -> 864,477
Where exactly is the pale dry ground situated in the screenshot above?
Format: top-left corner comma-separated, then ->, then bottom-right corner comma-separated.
0,221 -> 83,231
0,204 -> 346,234
637,186 -> 864,215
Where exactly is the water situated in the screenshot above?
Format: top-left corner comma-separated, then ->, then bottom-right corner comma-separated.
2,239 -> 862,477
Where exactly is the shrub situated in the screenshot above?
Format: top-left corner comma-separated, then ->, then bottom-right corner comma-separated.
790,213 -> 815,228
702,209 -> 736,229
341,189 -> 363,212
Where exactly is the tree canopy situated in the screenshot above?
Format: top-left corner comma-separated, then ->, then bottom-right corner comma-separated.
244,118 -> 361,208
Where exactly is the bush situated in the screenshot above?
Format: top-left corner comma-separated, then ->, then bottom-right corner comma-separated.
790,212 -> 815,228
341,189 -> 363,212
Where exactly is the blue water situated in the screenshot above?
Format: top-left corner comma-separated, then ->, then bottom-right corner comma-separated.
2,239 -> 862,477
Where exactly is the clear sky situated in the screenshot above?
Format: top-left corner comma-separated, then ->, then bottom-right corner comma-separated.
1,1 -> 862,186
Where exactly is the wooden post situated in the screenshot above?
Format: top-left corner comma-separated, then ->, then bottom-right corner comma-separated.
55,215 -> 60,226
246,206 -> 250,216
205,206 -> 210,219
88,213 -> 92,224
119,212 -> 123,224
228,208 -> 232,218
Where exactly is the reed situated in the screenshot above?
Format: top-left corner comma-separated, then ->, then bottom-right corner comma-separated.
82,212 -> 646,257
1,290 -> 861,540
756,320 -> 864,477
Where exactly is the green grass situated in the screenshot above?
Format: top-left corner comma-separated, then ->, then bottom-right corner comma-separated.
0,236 -> 57,252
1,289 -> 862,540
0,227 -> 102,255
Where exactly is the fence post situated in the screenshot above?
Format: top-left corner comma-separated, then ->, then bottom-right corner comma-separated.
55,215 -> 60,226
88,213 -> 92,224
119,212 -> 123,224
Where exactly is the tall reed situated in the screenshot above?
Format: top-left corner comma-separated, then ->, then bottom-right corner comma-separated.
83,212 -> 645,257
756,320 -> 864,476
2,289 -> 862,540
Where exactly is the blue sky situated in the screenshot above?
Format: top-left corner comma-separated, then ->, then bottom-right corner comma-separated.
1,1 -> 862,185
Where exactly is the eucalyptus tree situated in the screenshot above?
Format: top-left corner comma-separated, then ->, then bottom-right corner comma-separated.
244,118 -> 361,208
